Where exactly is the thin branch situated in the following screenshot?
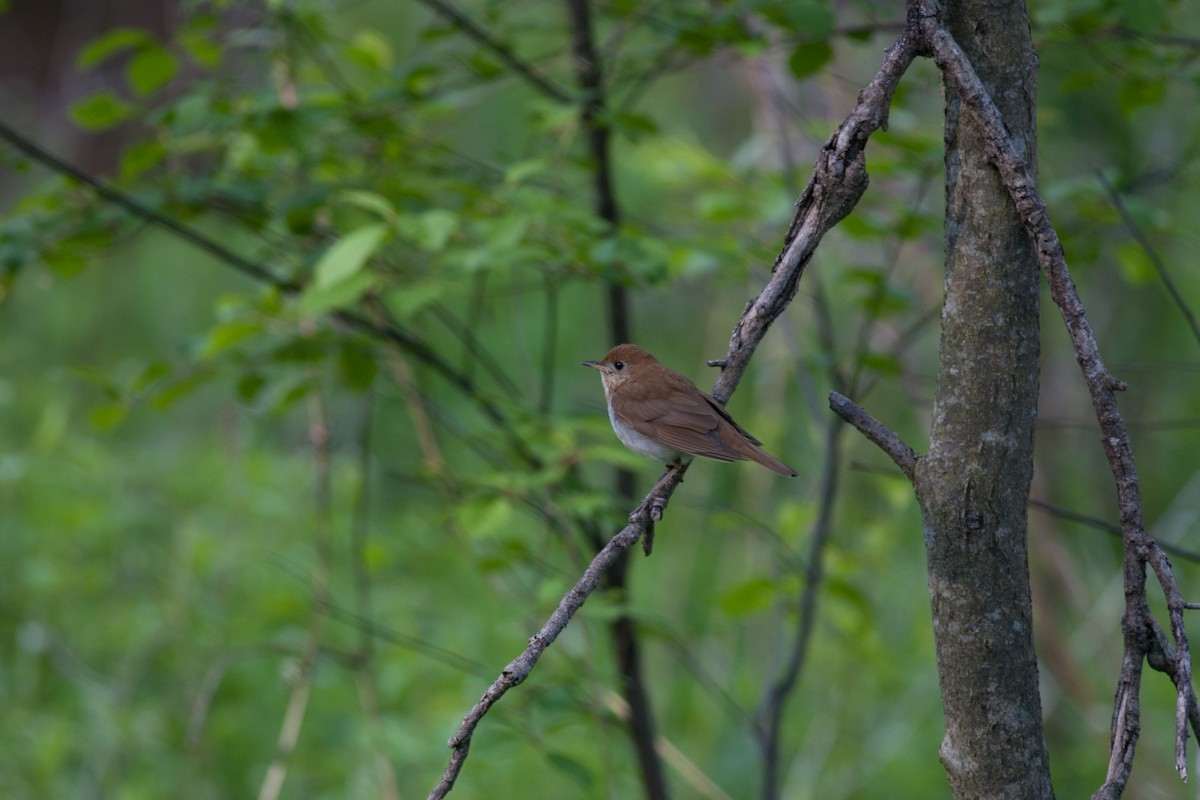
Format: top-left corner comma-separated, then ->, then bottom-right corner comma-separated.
563,0 -> 667,796
1096,171 -> 1200,348
754,420 -> 843,800
413,0 -> 573,103
0,118 -> 542,468
1029,499 -> 1200,564
257,386 -> 334,800
915,2 -> 1200,793
0,117 -> 296,292
828,391 -> 918,480
426,463 -> 687,800
344,395 -> 402,800
711,25 -> 920,405
431,17 -> 923,799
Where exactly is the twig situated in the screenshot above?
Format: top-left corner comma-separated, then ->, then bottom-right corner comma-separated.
0,118 -> 295,292
413,0 -> 572,103
1096,171 -> 1200,348
754,420 -> 843,800
828,391 -> 918,480
1029,498 -> 1200,564
915,2 -> 1200,793
257,387 -> 334,800
346,395 -> 403,800
711,25 -> 919,405
562,0 -> 667,795
426,463 -> 686,800
432,17 -> 922,798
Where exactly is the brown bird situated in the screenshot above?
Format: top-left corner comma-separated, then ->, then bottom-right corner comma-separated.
582,344 -> 797,477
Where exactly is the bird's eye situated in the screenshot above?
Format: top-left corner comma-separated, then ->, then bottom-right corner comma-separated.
614,361 -> 625,370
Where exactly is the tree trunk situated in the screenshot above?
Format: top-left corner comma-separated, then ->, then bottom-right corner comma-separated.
912,1 -> 1054,797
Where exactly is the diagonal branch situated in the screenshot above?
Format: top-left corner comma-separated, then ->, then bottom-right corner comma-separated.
711,23 -> 919,404
426,462 -> 687,800
0,118 -> 295,291
430,20 -> 922,800
1096,171 -> 1200,348
413,0 -> 573,103
915,3 -> 1200,795
0,118 -> 542,468
828,391 -> 918,480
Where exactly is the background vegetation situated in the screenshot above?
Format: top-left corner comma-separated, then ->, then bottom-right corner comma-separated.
1,0 -> 1198,798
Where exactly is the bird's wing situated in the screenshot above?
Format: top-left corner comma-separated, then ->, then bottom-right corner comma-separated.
620,374 -> 745,462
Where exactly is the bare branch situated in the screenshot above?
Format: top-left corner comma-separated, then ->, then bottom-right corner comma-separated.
0,118 -> 295,292
1096,171 -> 1200,348
257,388 -> 334,800
426,463 -> 686,800
711,26 -> 919,404
413,0 -> 573,103
914,2 -> 1200,793
828,391 -> 919,480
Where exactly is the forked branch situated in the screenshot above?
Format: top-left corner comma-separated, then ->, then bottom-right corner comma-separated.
429,22 -> 923,798
913,1 -> 1200,795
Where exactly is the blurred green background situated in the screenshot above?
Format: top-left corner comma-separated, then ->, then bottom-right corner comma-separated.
1,0 -> 1199,798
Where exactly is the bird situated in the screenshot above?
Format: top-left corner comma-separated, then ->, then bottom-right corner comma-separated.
582,344 -> 797,477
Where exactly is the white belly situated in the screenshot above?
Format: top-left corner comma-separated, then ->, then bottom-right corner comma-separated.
608,401 -> 678,462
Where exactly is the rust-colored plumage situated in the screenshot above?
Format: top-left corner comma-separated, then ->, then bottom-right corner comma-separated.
582,344 -> 797,477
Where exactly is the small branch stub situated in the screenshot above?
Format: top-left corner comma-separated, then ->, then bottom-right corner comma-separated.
828,391 -> 919,480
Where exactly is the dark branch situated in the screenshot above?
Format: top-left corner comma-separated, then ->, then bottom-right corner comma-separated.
711,26 -> 919,404
915,2 -> 1199,793
413,0 -> 573,103
1029,499 -> 1200,564
828,391 -> 918,480
0,117 -> 295,292
0,119 -> 542,468
563,0 -> 663,796
426,463 -> 687,800
1096,171 -> 1200,349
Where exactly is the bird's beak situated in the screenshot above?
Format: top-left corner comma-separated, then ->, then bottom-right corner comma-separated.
581,359 -> 604,371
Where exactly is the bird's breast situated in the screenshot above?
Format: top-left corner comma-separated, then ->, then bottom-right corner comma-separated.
607,399 -> 678,461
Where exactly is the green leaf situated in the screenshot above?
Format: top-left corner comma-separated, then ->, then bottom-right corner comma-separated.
612,111 -> 659,141
69,91 -> 135,131
1117,78 -> 1166,116
504,158 -> 549,185
236,372 -> 266,403
127,45 -> 178,96
70,364 -> 121,399
150,369 -> 215,409
299,271 -> 377,316
78,28 -> 152,69
458,496 -> 516,541
412,209 -> 458,252
718,577 -> 778,616
89,403 -> 128,430
338,345 -> 378,391
120,140 -> 166,178
41,248 -> 88,277
545,752 -> 593,789
337,190 -> 396,221
180,30 -> 221,69
202,319 -> 262,358
788,40 -> 833,78
130,361 -> 172,393
386,279 -> 446,320
313,224 -> 388,289
347,30 -> 393,70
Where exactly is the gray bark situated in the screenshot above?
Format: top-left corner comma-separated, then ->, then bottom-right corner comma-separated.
912,1 -> 1055,797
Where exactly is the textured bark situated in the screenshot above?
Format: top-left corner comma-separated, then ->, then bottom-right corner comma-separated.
911,1 -> 1054,797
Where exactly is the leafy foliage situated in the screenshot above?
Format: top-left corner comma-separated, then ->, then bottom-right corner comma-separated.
2,0 -> 1200,798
